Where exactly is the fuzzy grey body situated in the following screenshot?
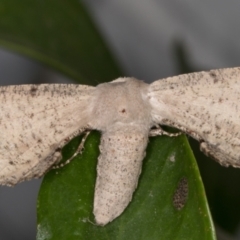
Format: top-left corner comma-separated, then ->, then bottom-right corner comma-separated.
90,79 -> 151,225
0,67 -> 240,225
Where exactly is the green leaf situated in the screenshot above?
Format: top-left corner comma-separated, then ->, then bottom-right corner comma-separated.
37,131 -> 216,240
0,0 -> 122,84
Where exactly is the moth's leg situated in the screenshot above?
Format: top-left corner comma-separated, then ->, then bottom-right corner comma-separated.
51,148 -> 63,165
52,130 -> 91,169
86,218 -> 98,226
149,126 -> 182,137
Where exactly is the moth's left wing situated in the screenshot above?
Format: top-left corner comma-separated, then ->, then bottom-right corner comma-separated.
0,84 -> 95,185
148,67 -> 240,167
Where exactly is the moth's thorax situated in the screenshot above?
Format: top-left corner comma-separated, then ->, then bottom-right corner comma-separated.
90,78 -> 152,132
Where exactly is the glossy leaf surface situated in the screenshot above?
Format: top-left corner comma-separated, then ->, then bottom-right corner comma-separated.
37,131 -> 216,240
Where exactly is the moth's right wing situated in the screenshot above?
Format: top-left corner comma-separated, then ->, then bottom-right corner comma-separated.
148,67 -> 240,167
0,84 -> 95,185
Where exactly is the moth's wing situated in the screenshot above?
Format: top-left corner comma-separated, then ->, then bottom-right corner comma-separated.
148,67 -> 240,167
0,84 -> 95,185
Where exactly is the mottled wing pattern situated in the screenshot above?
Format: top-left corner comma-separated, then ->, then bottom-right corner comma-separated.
148,67 -> 240,167
0,84 -> 94,185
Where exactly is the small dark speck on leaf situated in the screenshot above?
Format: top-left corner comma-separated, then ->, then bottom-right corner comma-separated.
173,177 -> 188,210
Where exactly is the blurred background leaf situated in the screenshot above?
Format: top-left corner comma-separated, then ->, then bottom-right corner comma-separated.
0,0 -> 122,84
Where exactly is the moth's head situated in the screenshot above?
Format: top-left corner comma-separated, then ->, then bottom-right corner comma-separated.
89,78 -> 152,132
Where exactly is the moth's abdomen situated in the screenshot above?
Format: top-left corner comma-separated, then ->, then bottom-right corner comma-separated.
93,127 -> 148,225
